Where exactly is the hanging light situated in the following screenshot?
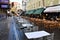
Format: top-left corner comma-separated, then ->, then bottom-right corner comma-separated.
46,14 -> 48,16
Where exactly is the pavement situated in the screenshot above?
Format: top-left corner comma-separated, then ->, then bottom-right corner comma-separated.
0,18 -> 9,40
0,17 -> 18,40
54,29 -> 60,40
0,16 -> 26,40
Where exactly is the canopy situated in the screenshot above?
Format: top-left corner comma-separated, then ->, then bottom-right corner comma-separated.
29,10 -> 35,14
25,10 -> 30,14
33,8 -> 45,14
26,9 -> 35,14
44,5 -> 60,12
26,8 -> 45,14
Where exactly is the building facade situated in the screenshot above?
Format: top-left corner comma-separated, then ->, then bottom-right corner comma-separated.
10,2 -> 21,14
44,0 -> 59,7
26,0 -> 60,10
26,0 -> 44,10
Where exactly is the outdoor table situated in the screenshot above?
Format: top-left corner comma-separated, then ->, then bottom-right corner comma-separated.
18,20 -> 24,23
22,24 -> 33,27
25,31 -> 50,40
22,24 -> 34,32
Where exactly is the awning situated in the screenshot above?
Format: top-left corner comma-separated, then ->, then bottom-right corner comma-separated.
26,8 -> 45,14
33,8 -> 45,14
44,5 -> 60,13
29,10 -> 35,14
26,9 -> 35,14
25,11 -> 30,14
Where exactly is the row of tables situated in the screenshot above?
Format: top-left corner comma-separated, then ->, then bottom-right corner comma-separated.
14,16 -> 51,40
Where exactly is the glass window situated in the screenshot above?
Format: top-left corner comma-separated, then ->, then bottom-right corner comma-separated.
39,1 -> 40,6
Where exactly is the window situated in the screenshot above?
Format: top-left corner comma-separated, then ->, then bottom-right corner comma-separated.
33,4 -> 35,8
39,1 -> 40,6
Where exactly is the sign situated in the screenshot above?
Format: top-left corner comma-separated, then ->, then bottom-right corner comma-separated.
0,0 -> 9,3
1,4 -> 9,8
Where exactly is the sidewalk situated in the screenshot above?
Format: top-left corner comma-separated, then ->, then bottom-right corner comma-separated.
0,18 -> 9,40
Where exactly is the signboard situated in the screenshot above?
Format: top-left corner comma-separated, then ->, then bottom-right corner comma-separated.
0,0 -> 1,2
1,4 -> 9,8
0,0 -> 9,3
0,0 -> 10,9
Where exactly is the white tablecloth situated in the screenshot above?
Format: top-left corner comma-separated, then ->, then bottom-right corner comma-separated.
25,31 -> 50,39
22,24 -> 33,27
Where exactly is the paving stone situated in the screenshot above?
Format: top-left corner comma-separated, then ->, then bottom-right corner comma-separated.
0,19 -> 9,40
